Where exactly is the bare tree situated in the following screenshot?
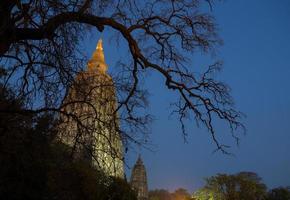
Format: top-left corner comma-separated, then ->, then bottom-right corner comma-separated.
0,0 -> 245,153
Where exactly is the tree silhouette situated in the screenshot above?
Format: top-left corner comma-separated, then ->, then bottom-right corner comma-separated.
194,172 -> 267,200
266,187 -> 290,200
0,83 -> 137,200
0,0 -> 244,152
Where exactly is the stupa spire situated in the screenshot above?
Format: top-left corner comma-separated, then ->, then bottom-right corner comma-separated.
130,155 -> 148,200
87,38 -> 108,73
137,154 -> 143,165
97,38 -> 103,50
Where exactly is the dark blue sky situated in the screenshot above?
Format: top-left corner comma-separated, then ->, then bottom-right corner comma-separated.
84,0 -> 290,192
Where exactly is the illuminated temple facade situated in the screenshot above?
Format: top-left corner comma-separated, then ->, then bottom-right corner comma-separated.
58,39 -> 124,178
130,156 -> 149,200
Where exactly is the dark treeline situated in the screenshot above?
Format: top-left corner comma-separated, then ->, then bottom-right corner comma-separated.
149,188 -> 192,200
0,83 -> 137,200
149,173 -> 290,200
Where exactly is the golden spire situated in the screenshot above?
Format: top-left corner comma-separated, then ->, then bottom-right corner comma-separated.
87,38 -> 108,73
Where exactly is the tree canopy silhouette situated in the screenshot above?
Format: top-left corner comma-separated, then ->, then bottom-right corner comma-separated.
149,188 -> 192,200
194,172 -> 267,200
266,187 -> 290,200
0,83 -> 137,200
0,0 -> 244,152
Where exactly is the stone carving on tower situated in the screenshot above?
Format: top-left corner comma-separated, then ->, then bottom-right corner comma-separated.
130,156 -> 149,200
58,39 -> 124,178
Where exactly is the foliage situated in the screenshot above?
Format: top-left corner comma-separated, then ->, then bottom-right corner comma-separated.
0,85 -> 137,200
106,177 -> 138,200
194,187 -> 222,200
193,172 -> 267,200
0,0 -> 245,152
149,189 -> 173,200
172,188 -> 192,200
149,188 -> 192,200
266,187 -> 290,200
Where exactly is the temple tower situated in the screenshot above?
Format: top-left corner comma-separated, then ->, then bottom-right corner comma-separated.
58,39 -> 124,178
130,156 -> 149,200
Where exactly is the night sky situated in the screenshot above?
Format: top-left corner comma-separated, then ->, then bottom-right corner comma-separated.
84,0 -> 290,192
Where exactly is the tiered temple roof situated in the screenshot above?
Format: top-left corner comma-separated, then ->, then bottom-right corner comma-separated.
130,156 -> 148,200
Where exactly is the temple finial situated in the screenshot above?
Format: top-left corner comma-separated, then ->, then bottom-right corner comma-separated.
87,38 -> 107,73
97,38 -> 103,50
137,154 -> 143,165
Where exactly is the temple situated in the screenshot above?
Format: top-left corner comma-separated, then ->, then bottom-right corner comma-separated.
58,39 -> 124,178
130,156 -> 149,200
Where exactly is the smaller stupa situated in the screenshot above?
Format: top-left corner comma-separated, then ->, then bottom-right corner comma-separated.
130,156 -> 148,200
